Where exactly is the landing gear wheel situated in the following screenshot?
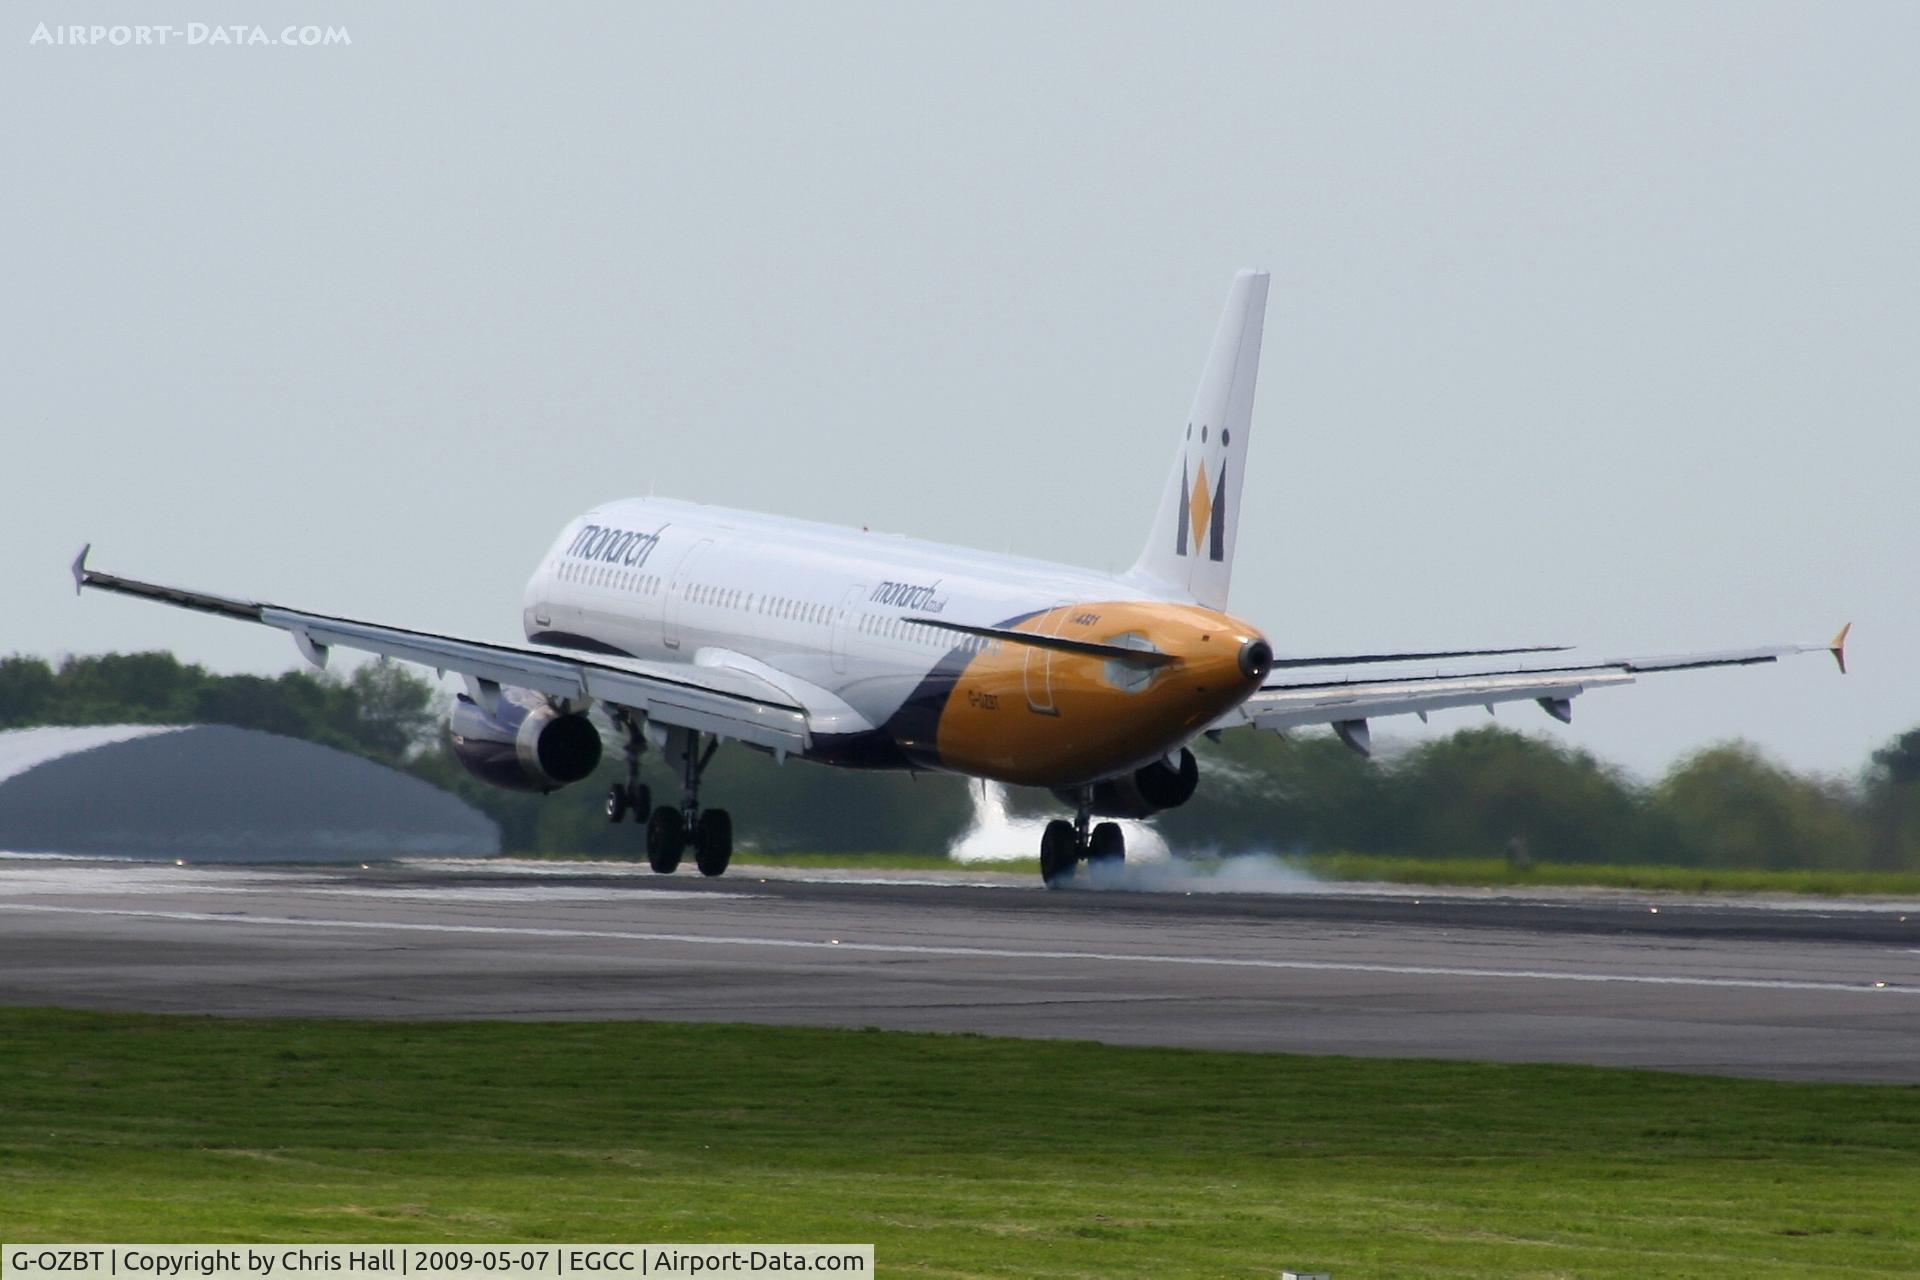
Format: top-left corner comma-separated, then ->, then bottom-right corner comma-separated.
628,784 -> 651,824
605,784 -> 630,824
646,806 -> 685,873
695,809 -> 733,878
1088,822 -> 1125,866
1040,819 -> 1078,887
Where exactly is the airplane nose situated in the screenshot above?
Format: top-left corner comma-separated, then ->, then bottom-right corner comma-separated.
1238,637 -> 1273,681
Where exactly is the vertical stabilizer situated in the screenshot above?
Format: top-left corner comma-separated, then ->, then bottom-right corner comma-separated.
1128,270 -> 1268,609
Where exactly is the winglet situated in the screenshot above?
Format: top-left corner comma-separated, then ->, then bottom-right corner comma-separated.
1830,622 -> 1851,675
71,543 -> 91,596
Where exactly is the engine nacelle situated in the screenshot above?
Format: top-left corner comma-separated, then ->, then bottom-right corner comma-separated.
1054,747 -> 1201,819
449,689 -> 602,793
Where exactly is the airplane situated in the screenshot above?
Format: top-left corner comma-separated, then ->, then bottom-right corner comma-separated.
72,270 -> 1848,886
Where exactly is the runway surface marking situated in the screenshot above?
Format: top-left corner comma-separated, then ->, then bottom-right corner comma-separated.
1,901 -> 1906,995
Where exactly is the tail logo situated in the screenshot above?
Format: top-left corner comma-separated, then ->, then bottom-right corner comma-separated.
1176,459 -> 1227,561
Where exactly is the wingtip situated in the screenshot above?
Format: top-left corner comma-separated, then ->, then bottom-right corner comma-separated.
1830,621 -> 1851,675
71,543 -> 91,596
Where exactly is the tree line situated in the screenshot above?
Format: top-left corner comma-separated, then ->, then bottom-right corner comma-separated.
3,651 -> 1916,869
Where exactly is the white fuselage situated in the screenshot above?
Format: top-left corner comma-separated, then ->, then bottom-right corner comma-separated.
519,497 -> 1264,785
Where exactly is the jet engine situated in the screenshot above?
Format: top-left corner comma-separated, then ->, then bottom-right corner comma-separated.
449,688 -> 602,793
1054,747 -> 1200,818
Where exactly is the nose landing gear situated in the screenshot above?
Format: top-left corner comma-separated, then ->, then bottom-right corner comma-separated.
1040,795 -> 1126,887
605,712 -> 652,826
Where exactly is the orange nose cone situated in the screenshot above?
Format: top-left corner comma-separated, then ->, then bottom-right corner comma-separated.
1168,617 -> 1270,712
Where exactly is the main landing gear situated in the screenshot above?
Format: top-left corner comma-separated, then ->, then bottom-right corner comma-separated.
602,715 -> 732,877
643,727 -> 733,878
1039,794 -> 1124,888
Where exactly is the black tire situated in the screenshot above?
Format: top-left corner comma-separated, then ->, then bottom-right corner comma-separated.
605,783 -> 629,824
1088,822 -> 1125,866
1039,819 -> 1077,887
646,806 -> 685,873
695,809 -> 733,878
629,784 -> 652,824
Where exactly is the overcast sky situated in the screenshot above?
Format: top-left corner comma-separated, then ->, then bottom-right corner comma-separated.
4,2 -> 1914,781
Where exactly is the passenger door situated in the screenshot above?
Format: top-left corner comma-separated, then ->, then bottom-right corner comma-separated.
1023,601 -> 1070,716
830,584 -> 866,675
663,539 -> 714,651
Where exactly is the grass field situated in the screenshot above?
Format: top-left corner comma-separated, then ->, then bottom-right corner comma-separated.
1290,853 -> 1920,896
3,1010 -> 1918,1277
532,847 -> 1920,896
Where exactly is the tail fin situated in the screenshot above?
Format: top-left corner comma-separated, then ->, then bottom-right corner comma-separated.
1128,269 -> 1269,609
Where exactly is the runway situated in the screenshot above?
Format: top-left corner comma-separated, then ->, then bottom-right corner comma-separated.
2,855 -> 1917,1083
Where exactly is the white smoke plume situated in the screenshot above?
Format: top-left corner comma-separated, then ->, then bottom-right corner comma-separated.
948,780 -> 1320,893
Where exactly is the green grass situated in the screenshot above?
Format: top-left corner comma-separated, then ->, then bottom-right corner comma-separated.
524,847 -> 1920,895
1292,853 -> 1920,896
2,1010 -> 1918,1276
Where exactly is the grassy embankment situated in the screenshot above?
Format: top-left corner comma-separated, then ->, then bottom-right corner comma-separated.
528,848 -> 1920,895
3,1010 -> 1918,1277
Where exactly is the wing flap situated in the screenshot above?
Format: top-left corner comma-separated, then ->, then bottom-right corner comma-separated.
78,551 -> 810,754
1231,672 -> 1636,733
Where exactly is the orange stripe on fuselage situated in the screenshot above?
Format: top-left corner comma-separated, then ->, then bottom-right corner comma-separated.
928,601 -> 1266,788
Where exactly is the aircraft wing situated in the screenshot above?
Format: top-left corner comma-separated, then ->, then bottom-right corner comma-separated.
1214,630 -> 1849,756
71,548 -> 811,755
